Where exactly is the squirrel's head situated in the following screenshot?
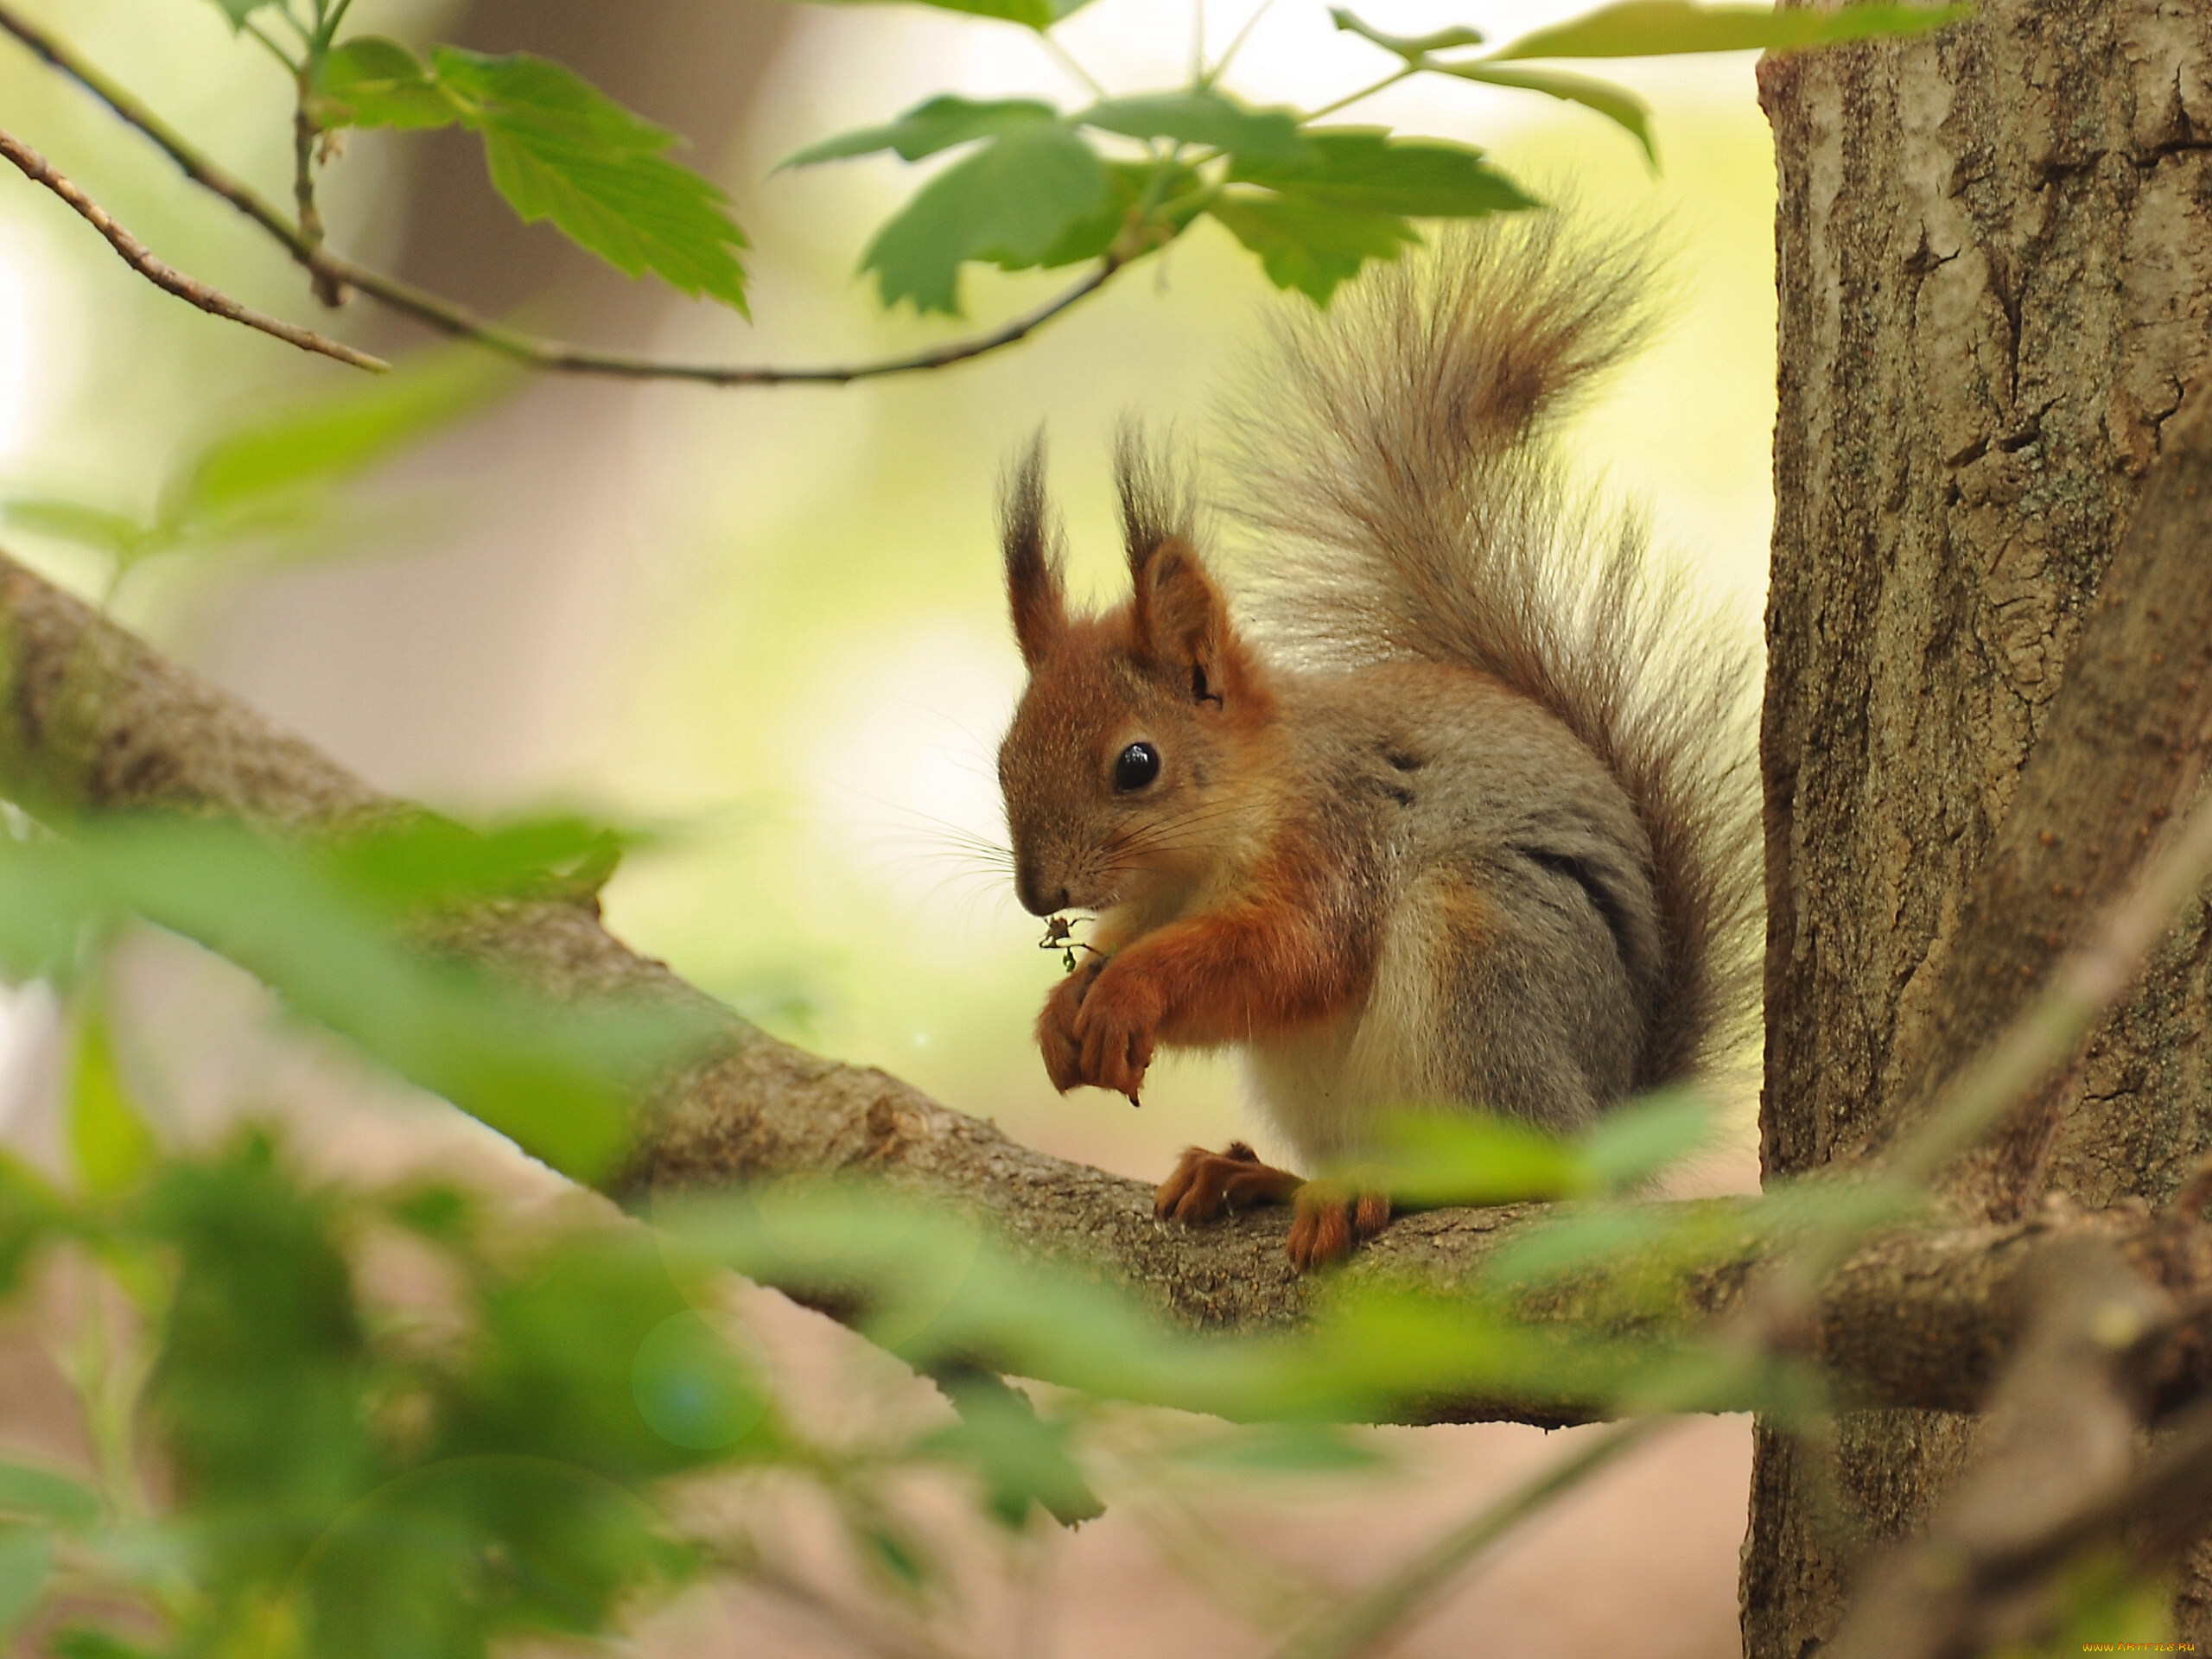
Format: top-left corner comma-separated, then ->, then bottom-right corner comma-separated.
995,437 -> 1277,921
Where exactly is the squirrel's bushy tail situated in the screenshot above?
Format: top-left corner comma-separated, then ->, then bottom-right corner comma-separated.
1218,213 -> 1761,1089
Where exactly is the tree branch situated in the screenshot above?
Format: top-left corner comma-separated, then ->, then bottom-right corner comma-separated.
6,546 -> 2212,1429
0,3 -> 1126,387
0,126 -> 386,372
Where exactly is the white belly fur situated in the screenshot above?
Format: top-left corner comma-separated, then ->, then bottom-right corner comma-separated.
1242,878 -> 1456,1169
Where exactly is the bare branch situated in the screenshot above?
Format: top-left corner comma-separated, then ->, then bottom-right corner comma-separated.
0,3 -> 1128,387
0,126 -> 386,372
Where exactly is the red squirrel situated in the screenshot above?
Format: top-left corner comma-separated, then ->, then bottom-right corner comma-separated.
995,218 -> 1759,1268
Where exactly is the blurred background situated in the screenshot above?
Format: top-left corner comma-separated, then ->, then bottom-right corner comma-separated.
0,0 -> 1777,1652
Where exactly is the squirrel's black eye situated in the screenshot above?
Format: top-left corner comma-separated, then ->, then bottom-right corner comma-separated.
1114,741 -> 1160,791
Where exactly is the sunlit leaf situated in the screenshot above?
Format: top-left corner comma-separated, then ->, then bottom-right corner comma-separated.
1433,63 -> 1656,164
0,1528 -> 51,1634
1354,1111 -> 1584,1207
1077,91 -> 1309,159
1491,0 -> 1972,60
781,95 -> 1058,167
861,124 -> 1109,314
1208,193 -> 1419,305
1328,8 -> 1485,57
314,812 -> 632,914
312,37 -> 461,130
0,1461 -> 99,1531
67,1004 -> 159,1202
1229,130 -> 1537,218
429,48 -> 750,310
178,345 -> 520,521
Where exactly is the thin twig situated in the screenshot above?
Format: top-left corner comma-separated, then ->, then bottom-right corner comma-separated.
0,2 -> 1127,387
1271,1418 -> 1664,1659
0,126 -> 387,372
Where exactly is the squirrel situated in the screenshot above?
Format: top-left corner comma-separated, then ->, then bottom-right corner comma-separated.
994,215 -> 1760,1269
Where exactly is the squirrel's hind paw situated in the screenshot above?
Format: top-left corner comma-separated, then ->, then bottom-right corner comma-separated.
1287,1182 -> 1393,1270
1154,1142 -> 1302,1224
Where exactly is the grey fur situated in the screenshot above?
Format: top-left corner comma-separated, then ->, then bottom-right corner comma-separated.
1209,216 -> 1760,1144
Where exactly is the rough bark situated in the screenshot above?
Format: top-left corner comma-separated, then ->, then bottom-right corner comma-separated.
13,547 -> 2212,1431
1754,3 -> 2212,1652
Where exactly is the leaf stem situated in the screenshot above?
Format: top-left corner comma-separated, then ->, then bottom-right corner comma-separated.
1203,0 -> 1281,88
0,3 -> 1130,387
1038,29 -> 1109,100
238,16 -> 300,73
1303,64 -> 1416,123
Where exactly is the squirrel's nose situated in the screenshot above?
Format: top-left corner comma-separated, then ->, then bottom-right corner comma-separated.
1016,874 -> 1071,916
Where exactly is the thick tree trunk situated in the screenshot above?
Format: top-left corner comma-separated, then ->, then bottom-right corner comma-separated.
1750,3 -> 2212,1653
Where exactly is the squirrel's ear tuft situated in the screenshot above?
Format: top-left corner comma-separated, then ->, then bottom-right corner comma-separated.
1002,435 -> 1067,668
1115,426 -> 1196,581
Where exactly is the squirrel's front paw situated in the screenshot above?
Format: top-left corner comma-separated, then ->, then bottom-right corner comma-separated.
1286,1181 -> 1392,1270
1034,957 -> 1103,1092
1154,1142 -> 1303,1223
1068,961 -> 1163,1098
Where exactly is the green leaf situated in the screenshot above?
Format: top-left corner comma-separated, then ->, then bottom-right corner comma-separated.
312,37 -> 460,131
0,499 -> 154,561
922,1370 -> 1102,1528
1353,1111 -> 1586,1206
861,124 -> 1109,315
1491,1 -> 1972,61
0,1528 -> 51,1634
1435,64 -> 1656,164
48,1630 -> 162,1659
1207,193 -> 1418,304
200,0 -> 276,29
781,96 -> 1058,168
782,0 -> 1098,29
0,1461 -> 99,1531
1577,1091 -> 1716,1189
1174,1423 -> 1393,1473
1033,159 -> 1203,268
1229,130 -> 1538,218
1328,8 -> 1485,58
1077,91 -> 1309,160
630,1312 -> 766,1451
67,1005 -> 158,1202
177,345 -> 519,522
429,48 -> 750,310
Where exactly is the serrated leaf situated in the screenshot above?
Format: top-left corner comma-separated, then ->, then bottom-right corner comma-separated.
0,1461 -> 99,1531
1437,64 -> 1656,164
429,48 -> 749,310
312,37 -> 460,131
1329,8 -> 1485,58
1491,1 -> 1972,61
67,1005 -> 158,1203
1230,130 -> 1538,218
178,345 -> 518,521
0,1528 -> 50,1634
1209,193 -> 1418,303
1077,91 -> 1308,160
786,0 -> 1097,29
861,124 -> 1108,315
781,96 -> 1058,168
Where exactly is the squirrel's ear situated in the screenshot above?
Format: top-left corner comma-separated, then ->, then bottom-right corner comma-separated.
1132,538 -> 1255,709
1001,438 -> 1066,668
